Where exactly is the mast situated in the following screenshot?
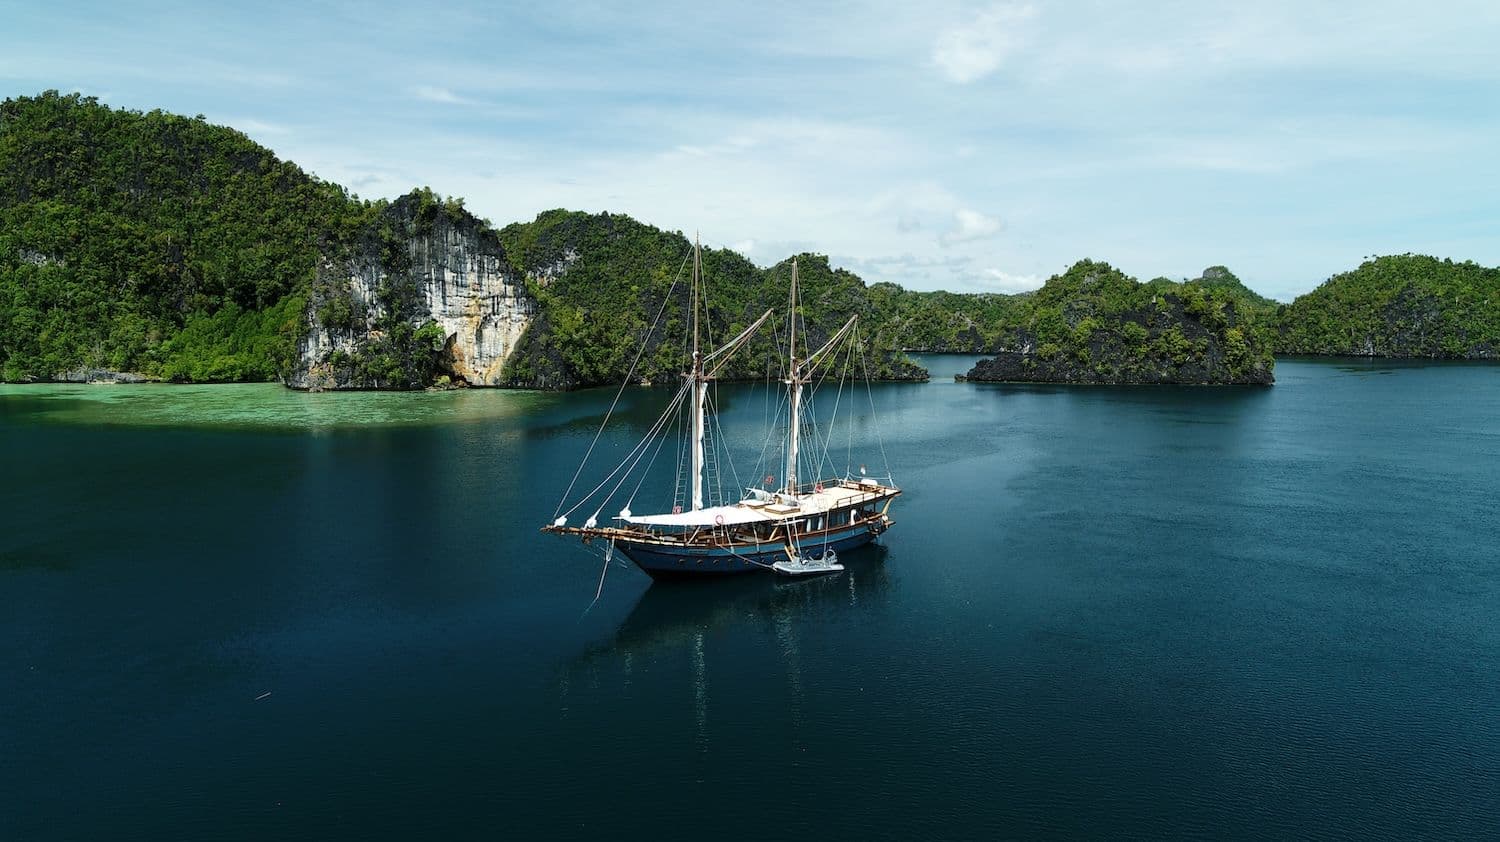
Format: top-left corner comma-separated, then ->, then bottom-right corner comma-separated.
785,258 -> 802,497
690,233 -> 707,511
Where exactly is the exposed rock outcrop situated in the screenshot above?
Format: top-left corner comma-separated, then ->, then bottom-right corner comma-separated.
53,368 -> 154,384
289,192 -> 535,390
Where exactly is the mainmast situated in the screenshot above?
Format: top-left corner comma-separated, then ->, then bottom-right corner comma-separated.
785,258 -> 802,497
690,233 -> 707,511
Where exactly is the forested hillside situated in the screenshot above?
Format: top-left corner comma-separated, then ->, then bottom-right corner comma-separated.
1149,266 -> 1280,320
496,210 -> 924,388
0,90 -> 380,382
864,284 -> 1028,353
1275,255 -> 1499,358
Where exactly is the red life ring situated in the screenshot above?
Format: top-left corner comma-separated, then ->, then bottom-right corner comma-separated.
814,483 -> 824,493
714,513 -> 725,526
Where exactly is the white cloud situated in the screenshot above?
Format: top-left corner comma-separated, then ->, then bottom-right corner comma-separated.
235,118 -> 290,136
411,85 -> 471,105
866,181 -> 962,216
1123,115 -> 1481,175
68,86 -> 112,103
834,252 -> 975,290
940,208 -> 1004,245
931,3 -> 1036,83
22,0 -> 1485,298
730,239 -> 756,257
983,268 -> 1043,294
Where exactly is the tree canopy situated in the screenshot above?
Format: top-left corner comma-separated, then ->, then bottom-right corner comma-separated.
0,90 -> 376,381
1275,255 -> 1500,358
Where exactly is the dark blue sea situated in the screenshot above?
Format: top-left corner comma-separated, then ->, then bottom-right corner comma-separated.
3,356 -> 1497,839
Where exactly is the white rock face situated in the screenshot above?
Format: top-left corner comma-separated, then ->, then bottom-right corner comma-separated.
408,222 -> 532,385
289,200 -> 535,390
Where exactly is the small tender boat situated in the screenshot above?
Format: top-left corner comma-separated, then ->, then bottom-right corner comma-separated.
772,549 -> 843,577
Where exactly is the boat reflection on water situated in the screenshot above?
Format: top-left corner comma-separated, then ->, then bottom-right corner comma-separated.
598,543 -> 890,655
558,544 -> 893,745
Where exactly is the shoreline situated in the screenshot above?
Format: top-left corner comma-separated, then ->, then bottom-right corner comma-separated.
6,354 -> 1495,393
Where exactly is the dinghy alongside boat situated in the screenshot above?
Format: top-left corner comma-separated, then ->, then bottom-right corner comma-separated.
772,549 -> 843,577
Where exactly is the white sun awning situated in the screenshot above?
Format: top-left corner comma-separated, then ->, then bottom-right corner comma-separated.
620,504 -> 776,528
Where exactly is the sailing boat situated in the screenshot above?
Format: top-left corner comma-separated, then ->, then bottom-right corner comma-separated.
542,236 -> 899,578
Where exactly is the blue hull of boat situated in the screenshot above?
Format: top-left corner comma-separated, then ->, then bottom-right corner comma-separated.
615,522 -> 884,578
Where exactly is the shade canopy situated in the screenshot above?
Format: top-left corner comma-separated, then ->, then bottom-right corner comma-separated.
616,483 -> 894,529
620,504 -> 775,528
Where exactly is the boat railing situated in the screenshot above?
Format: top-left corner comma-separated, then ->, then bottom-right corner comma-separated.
782,477 -> 882,494
781,477 -> 896,510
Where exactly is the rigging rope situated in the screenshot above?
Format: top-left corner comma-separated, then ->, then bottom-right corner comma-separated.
583,539 -> 614,618
749,381 -> 790,497
814,332 -> 854,481
626,407 -> 678,510
709,389 -> 743,504
859,330 -> 895,483
559,379 -> 691,520
593,379 -> 694,515
553,252 -> 690,519
844,329 -> 856,476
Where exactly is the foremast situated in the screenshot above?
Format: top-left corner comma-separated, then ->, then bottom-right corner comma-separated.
785,258 -> 803,497
783,258 -> 860,499
541,231 -> 773,539
690,233 -> 706,511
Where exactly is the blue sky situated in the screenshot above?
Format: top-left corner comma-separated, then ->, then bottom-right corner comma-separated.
4,1 -> 1497,300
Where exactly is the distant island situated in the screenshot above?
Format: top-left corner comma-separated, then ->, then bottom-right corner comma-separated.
2,91 -> 1495,391
1276,255 -> 1498,359
962,261 -> 1274,385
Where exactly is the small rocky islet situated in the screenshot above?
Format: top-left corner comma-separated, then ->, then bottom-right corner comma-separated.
960,261 -> 1275,386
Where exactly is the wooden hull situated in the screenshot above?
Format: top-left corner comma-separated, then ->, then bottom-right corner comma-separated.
615,519 -> 887,579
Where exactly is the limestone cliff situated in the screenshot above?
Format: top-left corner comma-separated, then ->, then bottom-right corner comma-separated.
289,192 -> 534,390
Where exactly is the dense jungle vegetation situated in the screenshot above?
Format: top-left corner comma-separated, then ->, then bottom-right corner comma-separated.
0,90 -> 379,382
965,260 -> 1276,384
1275,255 -> 1499,358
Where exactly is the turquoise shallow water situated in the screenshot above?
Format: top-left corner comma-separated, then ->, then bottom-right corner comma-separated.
0,382 -> 550,429
2,357 -> 1498,839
